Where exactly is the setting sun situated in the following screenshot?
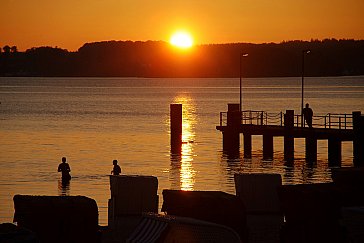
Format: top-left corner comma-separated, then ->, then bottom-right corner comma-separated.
170,31 -> 193,49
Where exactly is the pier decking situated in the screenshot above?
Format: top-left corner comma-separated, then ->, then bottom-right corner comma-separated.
216,104 -> 363,165
217,124 -> 354,140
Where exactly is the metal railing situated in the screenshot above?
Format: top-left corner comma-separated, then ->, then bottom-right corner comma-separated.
294,113 -> 353,129
324,113 -> 353,129
242,110 -> 268,125
219,111 -> 353,130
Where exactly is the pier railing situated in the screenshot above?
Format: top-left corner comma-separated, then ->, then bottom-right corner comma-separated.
219,111 -> 353,129
242,110 -> 268,125
294,113 -> 353,129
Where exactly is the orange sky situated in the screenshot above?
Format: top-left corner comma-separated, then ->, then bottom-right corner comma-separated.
1,0 -> 363,51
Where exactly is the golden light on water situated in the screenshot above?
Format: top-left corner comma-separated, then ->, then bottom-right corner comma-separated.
172,94 -> 196,191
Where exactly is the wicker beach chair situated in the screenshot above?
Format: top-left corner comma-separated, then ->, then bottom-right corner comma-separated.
127,213 -> 242,243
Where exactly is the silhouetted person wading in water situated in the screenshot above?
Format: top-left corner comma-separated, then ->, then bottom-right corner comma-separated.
58,157 -> 71,180
111,159 -> 121,175
303,103 -> 313,128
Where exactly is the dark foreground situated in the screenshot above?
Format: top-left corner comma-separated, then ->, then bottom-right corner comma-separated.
1,168 -> 364,243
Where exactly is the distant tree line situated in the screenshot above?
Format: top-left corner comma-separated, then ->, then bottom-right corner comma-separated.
1,39 -> 363,77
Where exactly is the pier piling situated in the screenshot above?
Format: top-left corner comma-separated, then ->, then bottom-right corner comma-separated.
353,111 -> 364,166
243,134 -> 252,158
223,104 -> 241,152
284,110 -> 294,161
263,135 -> 274,160
328,138 -> 342,166
305,134 -> 317,162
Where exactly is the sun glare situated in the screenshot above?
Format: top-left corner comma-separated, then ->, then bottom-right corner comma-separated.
170,31 -> 193,49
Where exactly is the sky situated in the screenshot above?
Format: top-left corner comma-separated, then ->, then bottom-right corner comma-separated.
1,0 -> 364,51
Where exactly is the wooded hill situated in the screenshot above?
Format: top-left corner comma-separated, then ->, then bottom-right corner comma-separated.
1,39 -> 363,78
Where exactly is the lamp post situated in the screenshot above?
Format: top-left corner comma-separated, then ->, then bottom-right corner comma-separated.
240,53 -> 248,113
301,49 -> 310,127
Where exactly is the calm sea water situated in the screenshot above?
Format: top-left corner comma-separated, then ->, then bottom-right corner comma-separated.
1,76 -> 363,225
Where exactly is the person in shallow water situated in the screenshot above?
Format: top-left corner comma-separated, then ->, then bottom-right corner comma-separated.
58,157 -> 71,180
111,159 -> 121,175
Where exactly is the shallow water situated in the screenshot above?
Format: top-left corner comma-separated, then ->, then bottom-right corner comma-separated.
1,76 -> 363,225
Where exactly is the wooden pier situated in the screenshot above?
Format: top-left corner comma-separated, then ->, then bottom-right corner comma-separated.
216,104 -> 364,166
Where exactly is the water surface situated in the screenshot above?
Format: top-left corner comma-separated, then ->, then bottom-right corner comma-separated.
1,76 -> 363,225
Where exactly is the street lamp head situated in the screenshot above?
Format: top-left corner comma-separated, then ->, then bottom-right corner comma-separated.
242,53 -> 248,57
303,49 -> 311,54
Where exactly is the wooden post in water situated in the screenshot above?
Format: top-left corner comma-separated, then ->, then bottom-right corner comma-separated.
170,104 -> 182,154
223,104 -> 241,153
263,135 -> 274,160
353,111 -> 363,166
284,110 -> 294,161
328,137 -> 342,166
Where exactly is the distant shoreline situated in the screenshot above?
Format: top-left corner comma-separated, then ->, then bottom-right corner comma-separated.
1,39 -> 364,78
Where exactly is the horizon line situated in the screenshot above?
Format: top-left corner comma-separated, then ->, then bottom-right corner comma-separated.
2,38 -> 364,52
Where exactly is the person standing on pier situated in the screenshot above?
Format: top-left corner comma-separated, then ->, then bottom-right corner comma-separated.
111,159 -> 122,175
303,103 -> 313,128
58,157 -> 71,181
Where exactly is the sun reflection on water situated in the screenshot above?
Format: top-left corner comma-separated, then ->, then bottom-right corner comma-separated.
170,94 -> 196,191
